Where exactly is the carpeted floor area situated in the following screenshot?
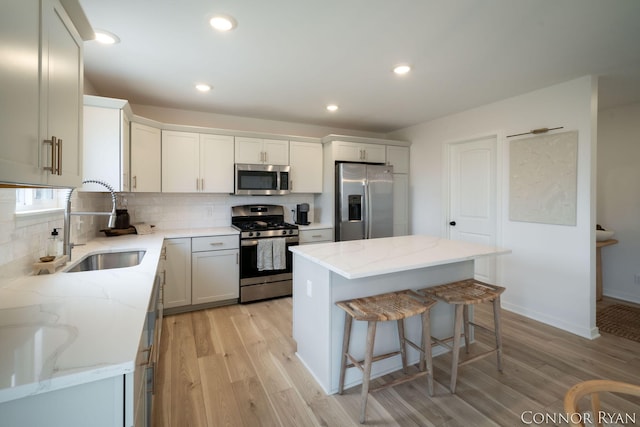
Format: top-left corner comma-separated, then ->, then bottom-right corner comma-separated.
597,304 -> 640,342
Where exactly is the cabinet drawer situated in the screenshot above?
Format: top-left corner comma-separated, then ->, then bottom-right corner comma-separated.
192,235 -> 239,252
299,228 -> 333,244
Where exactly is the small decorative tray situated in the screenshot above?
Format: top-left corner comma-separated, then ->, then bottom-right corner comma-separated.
33,255 -> 69,275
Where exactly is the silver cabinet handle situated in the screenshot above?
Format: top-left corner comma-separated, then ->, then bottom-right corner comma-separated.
312,234 -> 322,238
209,242 -> 224,246
44,136 -> 57,174
57,138 -> 62,175
133,176 -> 137,190
201,178 -> 204,191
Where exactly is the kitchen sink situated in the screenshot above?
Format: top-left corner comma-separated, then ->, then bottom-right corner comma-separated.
65,250 -> 146,273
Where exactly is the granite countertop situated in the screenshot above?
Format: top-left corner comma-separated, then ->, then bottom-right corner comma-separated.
289,234 -> 511,279
0,226 -> 238,404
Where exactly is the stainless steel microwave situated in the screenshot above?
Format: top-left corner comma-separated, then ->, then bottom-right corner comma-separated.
234,164 -> 290,195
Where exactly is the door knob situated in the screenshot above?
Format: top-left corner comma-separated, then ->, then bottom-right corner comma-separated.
449,221 -> 456,226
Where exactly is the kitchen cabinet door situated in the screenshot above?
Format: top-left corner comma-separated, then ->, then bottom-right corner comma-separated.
386,145 -> 410,174
162,130 -> 199,192
163,238 -> 192,309
263,138 -> 289,165
333,141 -> 385,163
0,1 -> 42,185
192,249 -> 239,304
299,228 -> 333,244
131,122 -> 161,192
289,141 -> 322,193
82,97 -> 131,192
200,134 -> 234,193
42,0 -> 83,187
235,137 -> 289,165
0,0 -> 83,187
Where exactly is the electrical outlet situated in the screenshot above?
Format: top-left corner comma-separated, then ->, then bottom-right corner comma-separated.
306,280 -> 313,297
635,274 -> 640,285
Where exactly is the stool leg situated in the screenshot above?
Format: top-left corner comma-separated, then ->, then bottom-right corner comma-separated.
450,304 -> 464,393
338,314 -> 353,395
360,321 -> 377,423
421,310 -> 434,396
463,305 -> 470,354
397,319 -> 408,374
493,297 -> 504,372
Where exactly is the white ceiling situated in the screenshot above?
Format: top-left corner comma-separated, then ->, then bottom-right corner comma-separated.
79,0 -> 640,134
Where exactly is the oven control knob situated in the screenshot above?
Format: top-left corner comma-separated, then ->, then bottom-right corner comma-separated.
289,230 -> 293,235
256,232 -> 261,237
282,230 -> 287,235
248,232 -> 254,237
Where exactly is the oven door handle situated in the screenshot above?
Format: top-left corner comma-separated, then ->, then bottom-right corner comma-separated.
241,237 -> 299,247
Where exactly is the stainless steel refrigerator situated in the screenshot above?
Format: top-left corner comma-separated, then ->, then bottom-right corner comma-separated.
335,162 -> 394,241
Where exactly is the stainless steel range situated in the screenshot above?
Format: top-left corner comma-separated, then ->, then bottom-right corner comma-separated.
231,205 -> 299,303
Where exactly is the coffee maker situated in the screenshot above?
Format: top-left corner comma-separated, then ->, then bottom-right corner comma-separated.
295,203 -> 310,225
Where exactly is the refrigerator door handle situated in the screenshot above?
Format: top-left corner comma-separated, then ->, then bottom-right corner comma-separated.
364,180 -> 371,239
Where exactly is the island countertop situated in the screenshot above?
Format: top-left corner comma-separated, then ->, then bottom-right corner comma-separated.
289,234 -> 511,279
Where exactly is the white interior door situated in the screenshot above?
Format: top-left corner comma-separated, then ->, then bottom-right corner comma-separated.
448,136 -> 497,283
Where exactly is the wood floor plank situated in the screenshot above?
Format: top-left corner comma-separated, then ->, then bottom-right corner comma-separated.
169,313 -> 208,427
191,309 -> 216,358
245,339 -> 293,395
153,297 -> 640,427
231,376 -> 282,427
198,354 -> 244,426
269,388 -> 319,427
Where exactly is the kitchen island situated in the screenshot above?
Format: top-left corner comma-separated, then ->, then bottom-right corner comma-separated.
290,235 -> 510,394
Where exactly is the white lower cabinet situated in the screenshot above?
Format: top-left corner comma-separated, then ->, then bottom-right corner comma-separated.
164,235 -> 239,313
299,228 -> 333,245
0,376 -> 125,427
163,238 -> 192,309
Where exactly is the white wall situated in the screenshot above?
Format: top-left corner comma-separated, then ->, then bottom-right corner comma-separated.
597,102 -> 640,303
389,76 -> 598,338
0,190 -> 108,285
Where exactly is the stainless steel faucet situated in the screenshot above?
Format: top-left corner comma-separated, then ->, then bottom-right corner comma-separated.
64,179 -> 118,258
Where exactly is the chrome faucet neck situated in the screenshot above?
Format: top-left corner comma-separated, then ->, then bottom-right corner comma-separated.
63,180 -> 118,258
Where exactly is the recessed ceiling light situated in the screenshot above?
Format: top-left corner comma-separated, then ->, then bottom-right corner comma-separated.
393,64 -> 411,75
94,29 -> 120,45
195,84 -> 212,92
326,104 -> 339,112
210,15 -> 237,32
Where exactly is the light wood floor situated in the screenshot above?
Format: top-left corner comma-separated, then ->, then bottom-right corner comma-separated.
152,297 -> 640,426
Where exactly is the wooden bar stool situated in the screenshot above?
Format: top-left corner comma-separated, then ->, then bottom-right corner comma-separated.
336,289 -> 437,424
418,279 -> 505,393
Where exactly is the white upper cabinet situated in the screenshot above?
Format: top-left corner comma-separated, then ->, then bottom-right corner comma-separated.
0,0 -> 88,187
333,141 -> 386,163
130,122 -> 161,192
235,136 -> 289,165
82,96 -> 131,192
386,145 -> 410,174
289,141 -> 322,193
199,134 -> 235,193
162,130 -> 234,193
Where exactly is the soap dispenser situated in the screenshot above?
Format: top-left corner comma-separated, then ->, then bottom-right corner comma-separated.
47,228 -> 62,257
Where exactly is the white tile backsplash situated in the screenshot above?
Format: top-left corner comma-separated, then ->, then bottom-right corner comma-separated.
0,188 -> 315,284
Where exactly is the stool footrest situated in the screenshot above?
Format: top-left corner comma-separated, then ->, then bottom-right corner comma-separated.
345,350 -> 402,372
370,370 -> 430,393
458,348 -> 499,367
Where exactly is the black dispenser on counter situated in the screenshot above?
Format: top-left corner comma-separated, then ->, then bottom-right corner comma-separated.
295,203 -> 310,225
